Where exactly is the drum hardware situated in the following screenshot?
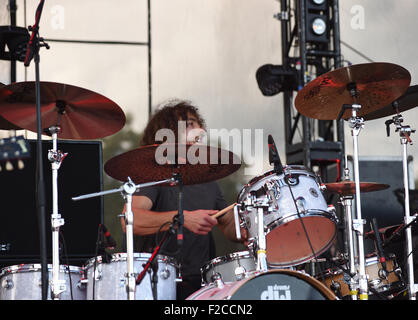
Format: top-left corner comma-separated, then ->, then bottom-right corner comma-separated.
325,170 -> 392,300
0,78 -> 126,299
295,62 -> 412,299
83,143 -> 240,300
385,110 -> 417,300
238,165 -> 337,268
73,176 -> 177,300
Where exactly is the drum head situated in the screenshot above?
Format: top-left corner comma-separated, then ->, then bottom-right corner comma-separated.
229,270 -> 336,300
267,215 -> 337,266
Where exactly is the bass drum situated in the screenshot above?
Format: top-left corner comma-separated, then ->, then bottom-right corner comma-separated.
187,270 -> 337,300
237,166 -> 337,267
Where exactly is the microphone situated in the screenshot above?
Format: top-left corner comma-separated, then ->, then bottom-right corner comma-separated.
100,224 -> 117,249
268,134 -> 284,175
370,218 -> 388,279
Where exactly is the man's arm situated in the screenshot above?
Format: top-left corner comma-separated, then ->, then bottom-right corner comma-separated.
121,195 -> 219,236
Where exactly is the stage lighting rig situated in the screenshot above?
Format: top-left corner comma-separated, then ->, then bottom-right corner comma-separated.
255,64 -> 299,96
305,0 -> 330,44
0,26 -> 30,62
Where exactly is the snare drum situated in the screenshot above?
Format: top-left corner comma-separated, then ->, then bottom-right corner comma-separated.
238,166 -> 337,267
188,269 -> 337,300
84,252 -> 178,300
0,264 -> 85,300
201,251 -> 256,284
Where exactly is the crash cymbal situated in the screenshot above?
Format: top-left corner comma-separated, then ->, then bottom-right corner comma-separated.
325,181 -> 390,196
363,85 -> 418,121
104,143 -> 241,185
0,81 -> 126,139
294,62 -> 411,120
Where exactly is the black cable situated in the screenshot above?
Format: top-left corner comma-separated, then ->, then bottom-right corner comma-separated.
340,40 -> 374,63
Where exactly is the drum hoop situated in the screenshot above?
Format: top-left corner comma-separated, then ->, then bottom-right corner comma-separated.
84,252 -> 178,269
0,264 -> 81,277
201,251 -> 254,271
226,269 -> 337,300
237,167 -> 319,202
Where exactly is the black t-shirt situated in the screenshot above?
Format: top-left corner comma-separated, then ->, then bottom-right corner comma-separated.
133,181 -> 228,279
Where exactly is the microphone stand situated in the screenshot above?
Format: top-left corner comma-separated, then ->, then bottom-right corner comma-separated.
136,173 -> 184,294
24,0 -> 49,300
72,176 -> 177,300
385,111 -> 417,300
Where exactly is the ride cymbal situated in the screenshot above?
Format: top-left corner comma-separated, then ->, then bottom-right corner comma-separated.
294,63 -> 411,120
0,81 -> 126,139
104,143 -> 241,185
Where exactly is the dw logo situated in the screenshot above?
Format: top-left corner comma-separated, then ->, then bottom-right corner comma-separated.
260,285 -> 291,300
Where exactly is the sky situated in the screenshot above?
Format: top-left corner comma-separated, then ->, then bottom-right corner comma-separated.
0,0 -> 417,183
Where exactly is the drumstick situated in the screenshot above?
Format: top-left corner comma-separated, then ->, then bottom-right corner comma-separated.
211,203 -> 237,219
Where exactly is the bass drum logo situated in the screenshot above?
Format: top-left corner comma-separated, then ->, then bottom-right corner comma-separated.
260,285 -> 291,300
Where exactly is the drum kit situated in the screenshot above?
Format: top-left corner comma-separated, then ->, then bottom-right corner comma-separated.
0,62 -> 417,301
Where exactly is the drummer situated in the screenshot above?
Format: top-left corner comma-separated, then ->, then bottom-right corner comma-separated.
121,99 -> 247,300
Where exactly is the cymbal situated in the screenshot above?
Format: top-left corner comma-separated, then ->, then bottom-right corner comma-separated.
294,62 -> 411,120
325,181 -> 390,196
0,81 -> 126,139
363,85 -> 418,121
104,143 -> 241,185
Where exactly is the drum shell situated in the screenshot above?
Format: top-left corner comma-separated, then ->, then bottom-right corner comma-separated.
188,269 -> 337,300
0,264 -> 85,300
238,167 -> 337,266
319,254 -> 404,298
201,251 -> 256,284
84,252 -> 178,300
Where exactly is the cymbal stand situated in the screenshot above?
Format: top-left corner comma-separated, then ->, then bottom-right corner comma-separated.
47,125 -> 67,300
386,112 -> 417,300
339,166 -> 358,300
338,84 -> 368,300
72,176 -> 177,300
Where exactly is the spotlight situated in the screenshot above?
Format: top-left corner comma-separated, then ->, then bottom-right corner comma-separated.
312,17 -> 326,35
0,26 -> 30,62
255,64 -> 299,96
304,0 -> 329,43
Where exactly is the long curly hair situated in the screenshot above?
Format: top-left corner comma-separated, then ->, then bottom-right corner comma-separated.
140,99 -> 206,146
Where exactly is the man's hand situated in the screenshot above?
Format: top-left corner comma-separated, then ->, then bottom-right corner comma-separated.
183,210 -> 218,235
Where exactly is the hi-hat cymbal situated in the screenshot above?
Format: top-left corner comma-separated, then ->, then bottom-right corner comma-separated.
0,81 -> 126,139
104,144 -> 241,185
363,85 -> 418,121
294,62 -> 411,120
325,181 -> 390,196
